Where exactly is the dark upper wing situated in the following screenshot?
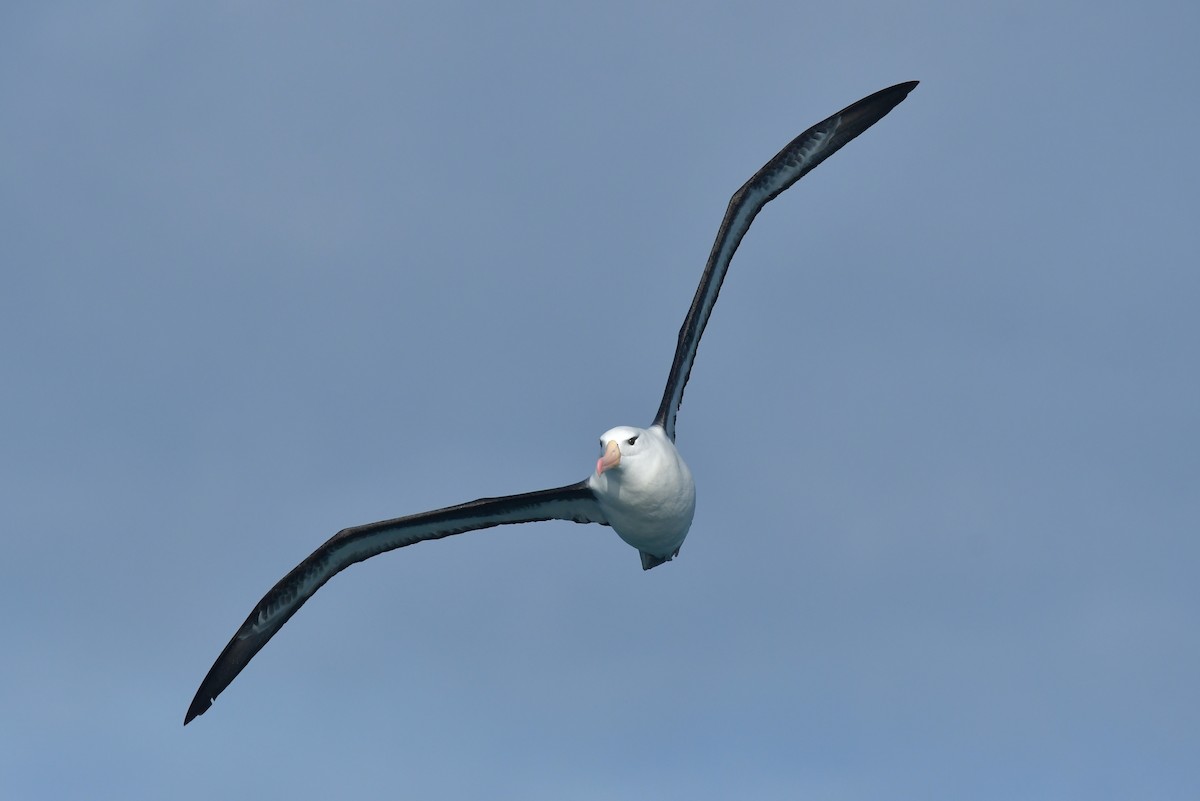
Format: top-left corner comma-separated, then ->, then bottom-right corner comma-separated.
185,481 -> 606,724
653,81 -> 918,441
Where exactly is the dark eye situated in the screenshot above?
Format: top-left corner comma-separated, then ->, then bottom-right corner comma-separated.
626,436 -> 638,446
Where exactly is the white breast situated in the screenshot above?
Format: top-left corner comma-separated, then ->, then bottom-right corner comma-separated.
588,425 -> 696,559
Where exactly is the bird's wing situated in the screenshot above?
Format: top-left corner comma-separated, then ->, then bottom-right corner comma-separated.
653,80 -> 918,440
185,481 -> 606,724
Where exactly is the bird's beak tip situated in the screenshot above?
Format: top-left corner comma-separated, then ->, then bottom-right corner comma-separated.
596,440 -> 621,475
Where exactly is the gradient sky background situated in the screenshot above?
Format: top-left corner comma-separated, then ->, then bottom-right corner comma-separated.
3,2 -> 1198,799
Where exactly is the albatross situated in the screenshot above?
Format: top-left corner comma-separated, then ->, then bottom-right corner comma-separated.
185,80 -> 918,724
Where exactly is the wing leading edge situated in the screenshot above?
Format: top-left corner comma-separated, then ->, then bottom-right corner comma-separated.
653,80 -> 918,441
185,481 -> 606,724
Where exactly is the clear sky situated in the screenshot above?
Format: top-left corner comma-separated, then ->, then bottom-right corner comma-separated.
3,2 -> 1198,798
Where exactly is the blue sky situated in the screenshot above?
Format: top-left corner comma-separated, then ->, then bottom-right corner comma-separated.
3,2 -> 1198,798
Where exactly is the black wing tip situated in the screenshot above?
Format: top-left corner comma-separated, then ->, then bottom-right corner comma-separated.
183,696 -> 209,725
186,676 -> 225,724
852,80 -> 920,118
892,80 -> 920,102
183,627 -> 261,726
877,80 -> 920,100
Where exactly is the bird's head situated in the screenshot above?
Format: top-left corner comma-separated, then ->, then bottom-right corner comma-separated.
594,426 -> 647,476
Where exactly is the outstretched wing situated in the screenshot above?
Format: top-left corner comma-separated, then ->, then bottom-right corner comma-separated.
185,481 -> 606,724
653,81 -> 918,440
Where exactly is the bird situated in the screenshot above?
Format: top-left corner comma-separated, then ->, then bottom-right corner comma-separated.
185,80 -> 918,725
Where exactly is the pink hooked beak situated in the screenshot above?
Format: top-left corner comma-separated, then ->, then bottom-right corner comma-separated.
596,440 -> 621,475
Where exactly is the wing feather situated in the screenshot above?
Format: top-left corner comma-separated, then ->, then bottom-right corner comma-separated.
653,81 -> 918,440
184,481 -> 605,724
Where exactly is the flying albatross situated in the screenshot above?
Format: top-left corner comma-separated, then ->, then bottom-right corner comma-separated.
185,80 -> 918,724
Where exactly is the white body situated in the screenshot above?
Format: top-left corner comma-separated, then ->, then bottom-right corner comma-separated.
588,424 -> 696,560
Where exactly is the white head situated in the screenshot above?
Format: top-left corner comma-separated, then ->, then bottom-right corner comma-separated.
594,425 -> 648,476
590,424 -> 692,509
